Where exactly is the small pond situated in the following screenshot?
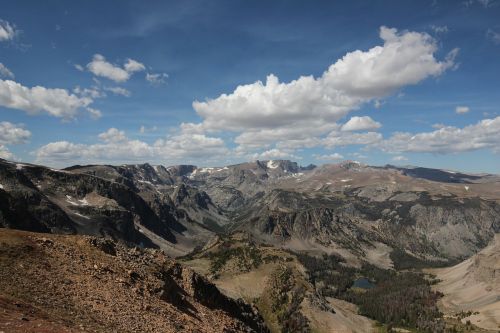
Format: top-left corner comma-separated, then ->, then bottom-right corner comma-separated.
352,277 -> 375,289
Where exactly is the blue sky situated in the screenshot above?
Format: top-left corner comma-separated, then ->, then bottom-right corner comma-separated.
0,0 -> 499,173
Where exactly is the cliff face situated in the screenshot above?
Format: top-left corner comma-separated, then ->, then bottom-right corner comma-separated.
0,160 -> 175,247
244,189 -> 500,262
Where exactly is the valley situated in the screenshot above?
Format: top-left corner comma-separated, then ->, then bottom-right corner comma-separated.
1,158 -> 499,332
428,234 -> 500,331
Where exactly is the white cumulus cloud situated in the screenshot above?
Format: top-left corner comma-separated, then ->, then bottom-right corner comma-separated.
189,26 -> 458,158
0,121 -> 31,145
35,141 -> 88,162
98,128 -> 127,143
341,116 -> 382,131
154,132 -> 228,160
0,79 -> 94,119
235,122 -> 337,149
0,145 -> 14,160
251,148 -> 298,160
194,26 -> 457,136
124,58 -> 145,73
323,131 -> 383,148
0,122 -> 31,161
86,54 -> 145,82
378,116 -> 500,154
35,127 -> 228,167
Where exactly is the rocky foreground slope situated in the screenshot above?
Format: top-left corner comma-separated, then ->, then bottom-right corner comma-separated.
0,228 -> 267,333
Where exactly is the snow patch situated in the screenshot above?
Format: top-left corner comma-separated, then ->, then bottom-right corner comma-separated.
66,195 -> 79,206
267,160 -> 279,169
0,183 -> 4,189
78,198 -> 89,206
50,168 -> 70,174
290,172 -> 303,178
464,186 -> 469,191
66,195 -> 90,206
340,178 -> 352,182
190,167 -> 223,176
16,163 -> 26,170
73,212 -> 90,220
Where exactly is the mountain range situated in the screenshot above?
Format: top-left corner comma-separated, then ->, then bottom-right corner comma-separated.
1,157 -> 499,332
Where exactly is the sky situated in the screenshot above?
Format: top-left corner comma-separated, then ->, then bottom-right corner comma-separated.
0,0 -> 499,173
